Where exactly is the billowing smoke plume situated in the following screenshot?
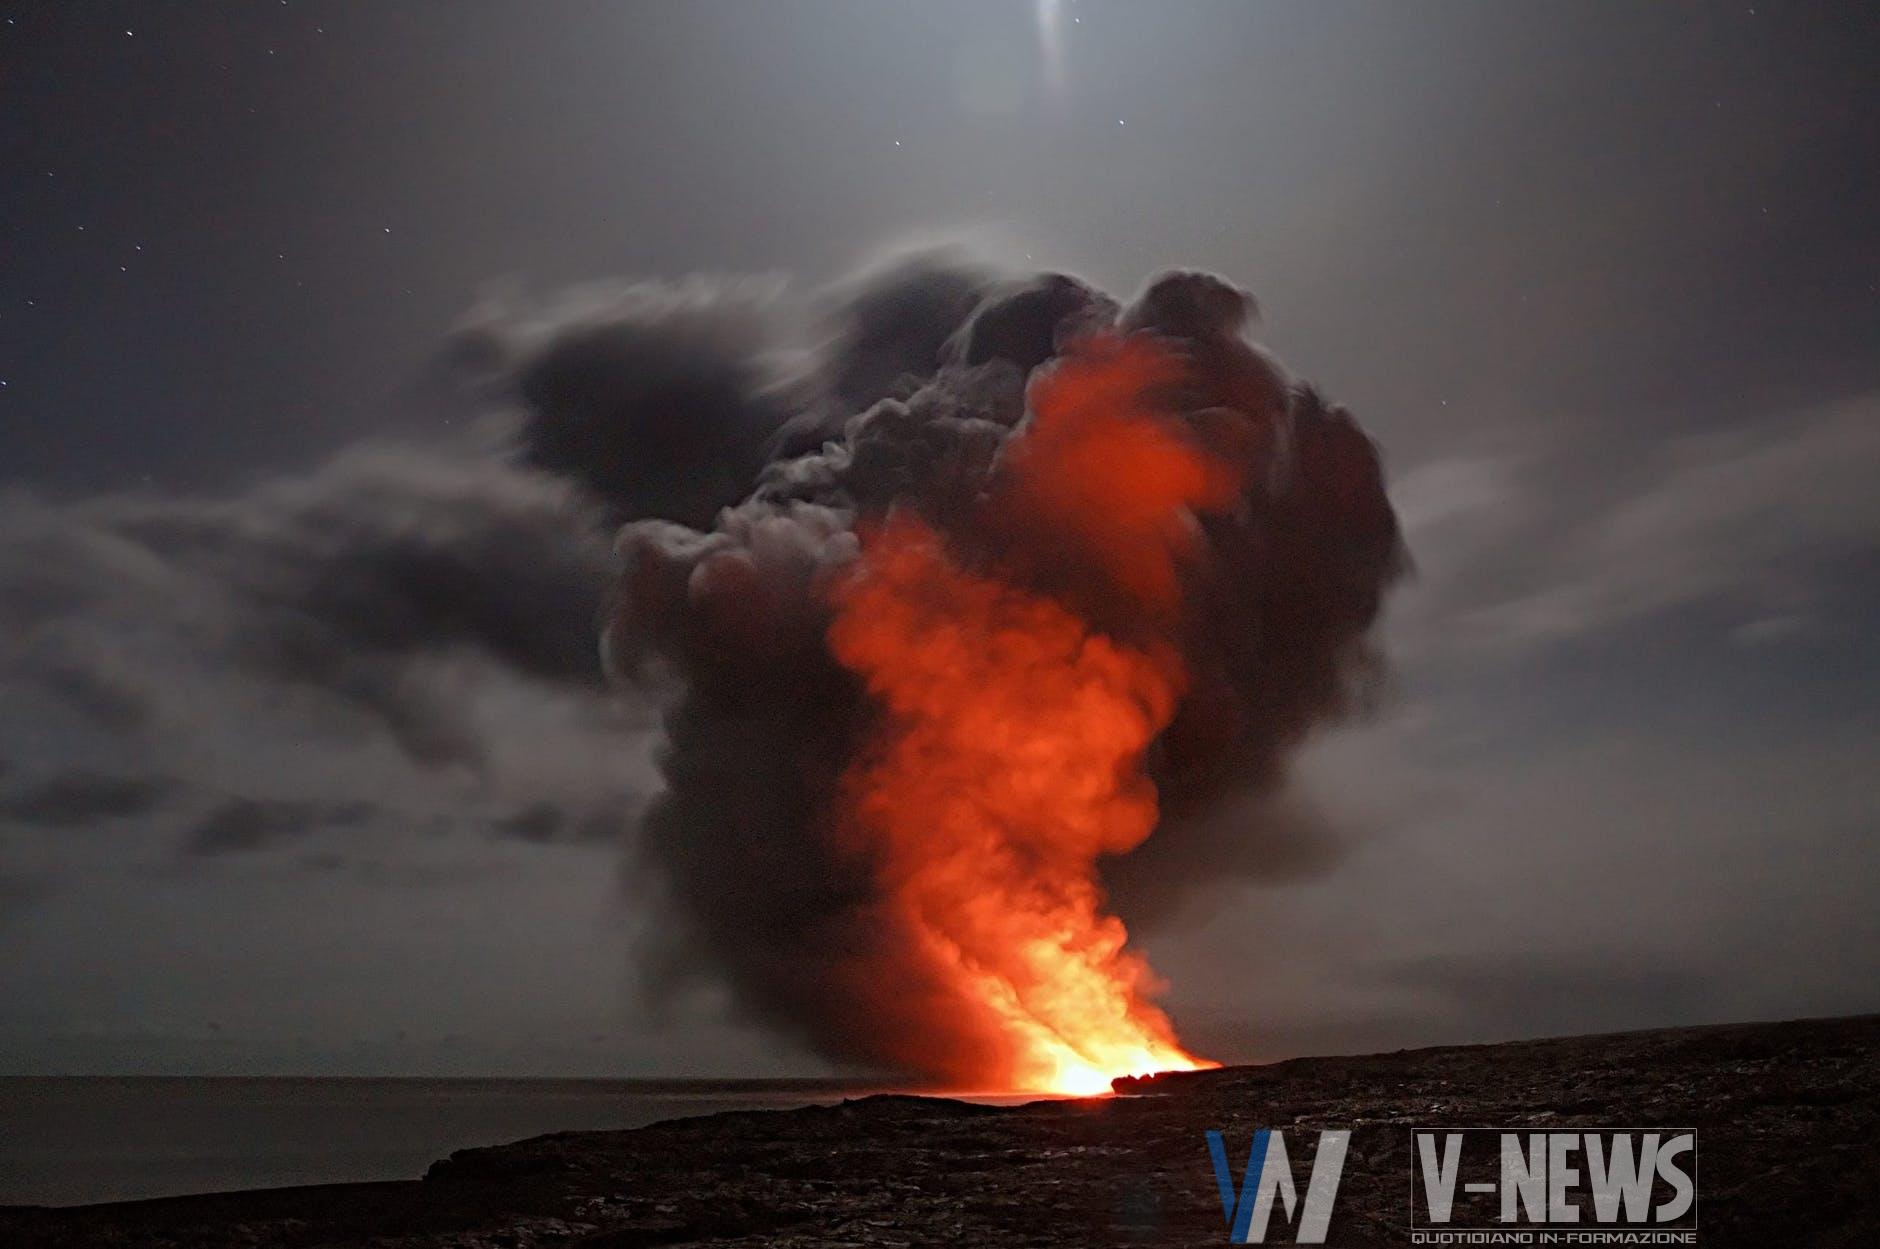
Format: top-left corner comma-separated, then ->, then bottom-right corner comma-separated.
0,248 -> 1401,1082
583,255 -> 1404,1088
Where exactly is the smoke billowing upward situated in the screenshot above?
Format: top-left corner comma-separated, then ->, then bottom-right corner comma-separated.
559,253 -> 1404,1090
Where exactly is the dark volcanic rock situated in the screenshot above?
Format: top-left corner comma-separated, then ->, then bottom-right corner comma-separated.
3,1016 -> 1875,1247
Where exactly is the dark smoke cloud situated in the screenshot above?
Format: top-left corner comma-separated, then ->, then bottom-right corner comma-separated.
770,249 -> 1000,460
603,260 -> 1404,1077
454,278 -> 793,529
819,251 -> 996,397
1107,786 -> 1351,932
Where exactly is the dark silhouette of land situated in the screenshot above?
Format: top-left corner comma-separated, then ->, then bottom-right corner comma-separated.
5,1015 -> 1875,1247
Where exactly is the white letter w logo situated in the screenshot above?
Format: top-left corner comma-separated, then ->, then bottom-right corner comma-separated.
1206,1129 -> 1350,1243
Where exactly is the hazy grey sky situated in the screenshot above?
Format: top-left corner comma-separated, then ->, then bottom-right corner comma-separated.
1,1 -> 1875,1075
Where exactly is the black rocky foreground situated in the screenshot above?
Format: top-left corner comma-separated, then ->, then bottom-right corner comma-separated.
5,1016 -> 1875,1248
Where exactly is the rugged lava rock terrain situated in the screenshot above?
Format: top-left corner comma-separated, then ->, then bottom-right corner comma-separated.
5,1015 -> 1875,1248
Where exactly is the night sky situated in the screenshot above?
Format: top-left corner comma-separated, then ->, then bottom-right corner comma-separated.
2,1 -> 1877,1076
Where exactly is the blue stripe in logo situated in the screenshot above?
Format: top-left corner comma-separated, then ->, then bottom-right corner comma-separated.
1206,1128 -> 1268,1242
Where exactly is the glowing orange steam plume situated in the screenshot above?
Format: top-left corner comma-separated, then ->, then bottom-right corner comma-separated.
826,337 -> 1236,1094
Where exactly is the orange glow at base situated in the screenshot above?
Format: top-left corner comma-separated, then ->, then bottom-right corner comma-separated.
827,339 -> 1230,1095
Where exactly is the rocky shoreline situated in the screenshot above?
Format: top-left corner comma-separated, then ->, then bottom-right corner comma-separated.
5,1015 -> 1875,1247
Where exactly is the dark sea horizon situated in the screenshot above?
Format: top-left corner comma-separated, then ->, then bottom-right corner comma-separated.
0,1075 -> 948,1208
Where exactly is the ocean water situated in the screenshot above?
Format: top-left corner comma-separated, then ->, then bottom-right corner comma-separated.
0,1076 -> 902,1207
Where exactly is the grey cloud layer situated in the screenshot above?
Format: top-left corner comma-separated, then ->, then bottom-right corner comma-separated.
1387,392 -> 1880,663
0,442 -> 650,907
